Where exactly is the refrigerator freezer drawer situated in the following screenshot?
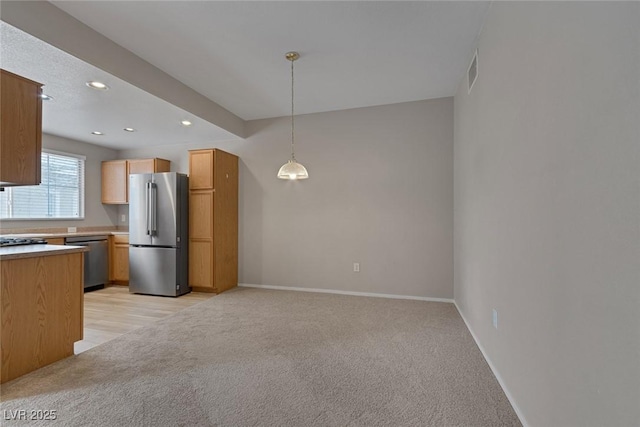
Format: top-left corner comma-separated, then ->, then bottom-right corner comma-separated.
129,246 -> 189,297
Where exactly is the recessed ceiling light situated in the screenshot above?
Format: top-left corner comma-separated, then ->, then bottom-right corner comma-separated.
86,81 -> 109,90
123,127 -> 136,132
41,94 -> 53,101
180,120 -> 192,126
91,131 -> 104,135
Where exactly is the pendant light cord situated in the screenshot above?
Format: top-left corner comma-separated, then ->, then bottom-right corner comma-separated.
290,57 -> 296,161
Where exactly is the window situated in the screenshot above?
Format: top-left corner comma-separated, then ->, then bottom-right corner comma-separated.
0,150 -> 85,220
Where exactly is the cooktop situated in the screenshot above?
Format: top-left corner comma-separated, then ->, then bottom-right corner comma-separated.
0,237 -> 48,247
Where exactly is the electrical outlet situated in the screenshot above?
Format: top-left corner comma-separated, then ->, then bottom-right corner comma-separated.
121,214 -> 126,222
353,263 -> 360,272
67,227 -> 77,233
492,309 -> 498,329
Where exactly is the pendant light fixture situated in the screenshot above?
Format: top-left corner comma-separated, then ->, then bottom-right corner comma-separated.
277,51 -> 309,180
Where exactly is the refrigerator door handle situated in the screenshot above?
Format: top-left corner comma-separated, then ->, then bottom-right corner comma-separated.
150,182 -> 157,235
146,182 -> 152,235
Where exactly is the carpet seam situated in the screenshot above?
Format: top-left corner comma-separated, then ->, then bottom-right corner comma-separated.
239,283 -> 454,303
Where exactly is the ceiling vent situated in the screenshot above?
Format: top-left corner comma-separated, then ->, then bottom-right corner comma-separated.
468,49 -> 478,94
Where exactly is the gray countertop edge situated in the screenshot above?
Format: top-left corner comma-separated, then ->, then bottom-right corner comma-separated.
0,231 -> 129,239
0,245 -> 90,260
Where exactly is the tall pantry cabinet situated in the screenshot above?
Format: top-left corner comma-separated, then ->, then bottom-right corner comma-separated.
188,149 -> 238,293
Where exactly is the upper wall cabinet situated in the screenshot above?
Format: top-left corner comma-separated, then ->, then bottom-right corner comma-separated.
101,160 -> 128,204
0,69 -> 43,186
101,158 -> 170,204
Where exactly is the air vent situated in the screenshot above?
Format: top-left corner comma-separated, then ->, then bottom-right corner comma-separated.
468,49 -> 478,93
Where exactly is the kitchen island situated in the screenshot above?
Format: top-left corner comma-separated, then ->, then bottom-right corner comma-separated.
0,244 -> 88,383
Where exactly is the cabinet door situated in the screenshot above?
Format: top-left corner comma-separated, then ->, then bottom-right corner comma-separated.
101,160 -> 128,204
112,244 -> 129,282
128,159 -> 155,175
0,70 -> 42,185
189,190 -> 214,290
109,235 -> 129,283
129,158 -> 171,175
154,159 -> 171,173
189,240 -> 213,290
189,191 -> 213,239
189,150 -> 214,190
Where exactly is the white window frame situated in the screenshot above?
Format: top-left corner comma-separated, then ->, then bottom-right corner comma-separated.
0,149 -> 86,221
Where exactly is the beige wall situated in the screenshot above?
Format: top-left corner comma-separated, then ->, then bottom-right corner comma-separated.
0,133 -> 120,230
453,2 -> 640,426
121,98 -> 454,298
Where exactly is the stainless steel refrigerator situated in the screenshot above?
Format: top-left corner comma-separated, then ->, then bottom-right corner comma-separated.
128,172 -> 190,297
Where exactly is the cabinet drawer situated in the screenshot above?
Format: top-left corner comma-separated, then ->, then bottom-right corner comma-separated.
46,238 -> 65,245
112,234 -> 129,244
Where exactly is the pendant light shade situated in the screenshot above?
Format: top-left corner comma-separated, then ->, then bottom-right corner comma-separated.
277,159 -> 309,180
278,51 -> 309,180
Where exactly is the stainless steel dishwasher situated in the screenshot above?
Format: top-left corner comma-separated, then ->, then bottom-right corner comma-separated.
66,235 -> 109,290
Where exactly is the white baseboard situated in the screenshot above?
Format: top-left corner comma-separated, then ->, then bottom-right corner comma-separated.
238,283 -> 454,303
454,302 -> 529,427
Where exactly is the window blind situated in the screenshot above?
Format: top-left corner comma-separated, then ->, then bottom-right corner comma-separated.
0,150 -> 85,219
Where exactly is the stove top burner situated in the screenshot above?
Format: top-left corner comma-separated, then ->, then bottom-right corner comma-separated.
0,237 -> 48,247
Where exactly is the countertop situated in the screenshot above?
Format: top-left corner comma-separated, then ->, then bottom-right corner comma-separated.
0,244 -> 90,260
0,230 -> 129,239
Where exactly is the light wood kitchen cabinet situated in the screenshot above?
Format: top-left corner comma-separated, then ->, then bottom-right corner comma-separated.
46,238 -> 66,245
109,234 -> 129,284
189,150 -> 214,190
101,160 -> 128,204
0,69 -> 43,186
1,250 -> 84,383
101,158 -> 170,204
128,158 -> 170,176
188,149 -> 238,293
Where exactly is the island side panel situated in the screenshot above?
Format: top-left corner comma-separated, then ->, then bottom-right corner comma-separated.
1,251 -> 83,383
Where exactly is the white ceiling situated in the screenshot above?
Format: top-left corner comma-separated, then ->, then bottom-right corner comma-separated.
2,1 -> 490,150
0,22 -> 238,150
51,1 -> 490,120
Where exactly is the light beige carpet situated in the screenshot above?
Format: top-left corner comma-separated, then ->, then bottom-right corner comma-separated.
0,288 -> 520,426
